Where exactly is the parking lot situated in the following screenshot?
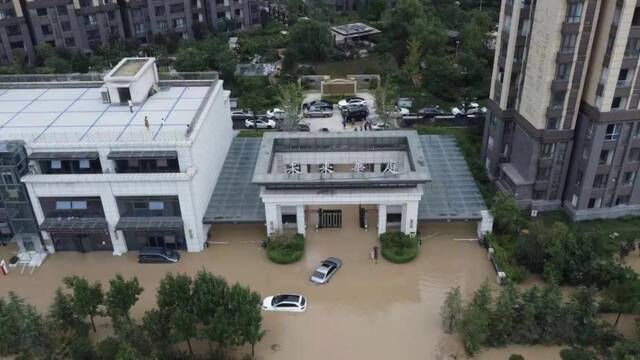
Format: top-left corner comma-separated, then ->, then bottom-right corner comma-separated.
300,92 -> 378,132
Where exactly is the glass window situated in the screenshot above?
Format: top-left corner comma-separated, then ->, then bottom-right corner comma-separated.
61,21 -> 71,31
72,201 -> 87,210
556,63 -> 570,80
625,38 -> 640,57
56,201 -> 72,210
79,159 -> 90,169
605,123 -> 621,140
566,2 -> 583,23
148,201 -> 164,210
623,171 -> 637,185
57,5 -> 67,15
36,8 -> 47,16
593,174 -> 608,188
599,150 -> 612,165
561,34 -> 577,53
51,160 -> 62,169
541,143 -> 555,158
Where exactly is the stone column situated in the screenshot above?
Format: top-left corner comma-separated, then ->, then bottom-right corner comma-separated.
401,201 -> 419,235
296,205 -> 306,236
377,204 -> 387,235
100,194 -> 127,255
265,204 -> 282,235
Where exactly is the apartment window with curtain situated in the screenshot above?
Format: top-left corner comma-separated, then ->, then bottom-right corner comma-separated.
623,171 -> 637,186
566,2 -> 583,24
605,123 -> 621,140
625,38 -> 640,57
541,143 -> 556,159
556,63 -> 571,80
611,96 -> 627,110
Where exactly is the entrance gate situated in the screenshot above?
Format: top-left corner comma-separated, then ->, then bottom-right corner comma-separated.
318,209 -> 342,228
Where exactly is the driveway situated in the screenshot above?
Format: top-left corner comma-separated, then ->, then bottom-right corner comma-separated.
302,92 -> 378,132
0,212 -> 507,359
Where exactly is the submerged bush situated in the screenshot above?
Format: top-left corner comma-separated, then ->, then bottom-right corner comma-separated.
266,233 -> 305,264
380,231 -> 418,264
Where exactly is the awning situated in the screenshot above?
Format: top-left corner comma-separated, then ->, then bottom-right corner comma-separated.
29,151 -> 99,160
107,151 -> 178,160
116,217 -> 184,230
40,217 -> 108,232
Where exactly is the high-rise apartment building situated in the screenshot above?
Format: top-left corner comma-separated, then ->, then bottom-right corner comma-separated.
0,0 -> 34,62
483,0 -> 640,220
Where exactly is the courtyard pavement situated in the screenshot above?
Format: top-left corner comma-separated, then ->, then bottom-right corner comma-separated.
0,207 -> 564,359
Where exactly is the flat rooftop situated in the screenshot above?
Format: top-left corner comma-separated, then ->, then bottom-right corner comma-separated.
0,85 -> 212,145
110,58 -> 149,78
204,134 -> 487,223
330,23 -> 381,38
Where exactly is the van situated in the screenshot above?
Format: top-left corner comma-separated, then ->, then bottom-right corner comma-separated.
138,247 -> 181,263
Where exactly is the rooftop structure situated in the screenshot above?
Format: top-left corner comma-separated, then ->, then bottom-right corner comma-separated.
330,23 -> 380,38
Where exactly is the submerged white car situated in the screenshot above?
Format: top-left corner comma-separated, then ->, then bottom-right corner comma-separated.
262,294 -> 307,312
310,257 -> 342,284
338,97 -> 367,109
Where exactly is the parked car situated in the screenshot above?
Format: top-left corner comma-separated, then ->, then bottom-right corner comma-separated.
266,108 -> 286,119
418,106 -> 445,118
371,122 -> 388,131
304,104 -> 333,118
231,109 -> 254,121
310,257 -> 342,284
343,107 -> 369,123
138,247 -> 180,263
303,100 -> 331,109
451,102 -> 487,117
319,127 -> 330,132
262,294 -> 307,312
391,106 -> 410,117
245,118 -> 277,129
338,96 -> 367,109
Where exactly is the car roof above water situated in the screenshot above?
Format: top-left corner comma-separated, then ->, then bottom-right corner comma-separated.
140,247 -> 167,254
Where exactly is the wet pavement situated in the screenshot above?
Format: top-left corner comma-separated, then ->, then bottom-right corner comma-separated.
0,206 -> 561,359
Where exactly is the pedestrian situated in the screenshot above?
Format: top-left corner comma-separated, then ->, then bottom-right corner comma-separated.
128,99 -> 133,113
373,246 -> 378,264
369,248 -> 375,262
417,237 -> 423,246
144,116 -> 150,130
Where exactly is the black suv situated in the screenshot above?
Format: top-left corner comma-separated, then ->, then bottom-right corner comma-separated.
342,107 -> 369,123
138,247 -> 181,263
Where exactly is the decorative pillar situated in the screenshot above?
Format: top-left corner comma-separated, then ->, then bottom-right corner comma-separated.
296,205 -> 306,236
377,204 -> 387,235
265,204 -> 282,236
402,201 -> 419,235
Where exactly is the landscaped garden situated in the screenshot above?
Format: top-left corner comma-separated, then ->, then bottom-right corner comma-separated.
379,231 -> 419,264
266,232 -> 305,264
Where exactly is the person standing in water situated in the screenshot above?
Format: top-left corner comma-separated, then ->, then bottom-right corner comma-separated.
373,246 -> 378,264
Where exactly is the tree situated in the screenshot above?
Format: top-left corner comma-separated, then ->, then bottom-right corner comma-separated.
403,37 -> 422,88
567,287 -> 599,346
0,292 -> 46,357
488,282 -> 519,346
440,287 -> 463,334
373,81 -> 397,127
278,82 -> 303,131
63,275 -> 104,332
490,192 -> 521,235
174,47 -> 208,72
156,273 -> 197,355
228,282 -> 264,356
461,304 -> 490,356
106,274 -> 143,321
46,288 -> 94,359
604,277 -> 640,328
287,20 -> 333,62
513,285 -> 541,344
192,270 -> 231,352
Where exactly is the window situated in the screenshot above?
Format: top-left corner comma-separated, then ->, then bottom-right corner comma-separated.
616,196 -> 630,206
561,34 -> 577,53
519,18 -> 530,36
234,9 -> 240,16
132,8 -> 142,17
2,172 -> 14,184
61,21 -> 71,32
533,191 -> 545,200
504,15 -> 512,34
65,37 -> 75,47
6,25 -> 20,36
541,143 -> 555,158
9,41 -> 23,49
576,170 -> 583,186
626,38 -> 640,57
158,21 -> 167,30
41,25 -> 51,35
623,171 -> 637,185
87,30 -> 100,40
633,6 -> 640,26
79,159 -> 90,169
587,198 -> 601,209
0,9 -> 15,19
537,167 -> 551,180
216,0 -> 223,4
148,201 -> 164,210
134,23 -> 145,34
217,11 -> 225,19
617,68 -> 632,87
551,92 -> 565,109
170,3 -> 184,13
605,123 -> 621,140
51,160 -> 61,169
56,201 -> 72,210
630,148 -> 640,162
566,2 -> 583,23
79,0 -> 91,7
593,174 -> 608,188
57,5 -> 67,15
36,8 -> 47,16
155,6 -> 165,16
599,150 -> 613,165
547,118 -> 559,130
556,63 -> 570,80
85,14 -> 97,25
634,124 -> 640,138
612,96 -> 627,110
72,201 -> 87,210
157,159 -> 168,167
173,18 -> 185,28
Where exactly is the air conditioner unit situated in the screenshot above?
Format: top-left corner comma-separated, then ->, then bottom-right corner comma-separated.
100,85 -> 111,104
531,209 -> 538,217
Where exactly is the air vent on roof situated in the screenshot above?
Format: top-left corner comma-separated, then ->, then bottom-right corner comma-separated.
100,85 -> 111,104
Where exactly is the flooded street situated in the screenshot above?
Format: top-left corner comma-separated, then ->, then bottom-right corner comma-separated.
0,206 -> 562,359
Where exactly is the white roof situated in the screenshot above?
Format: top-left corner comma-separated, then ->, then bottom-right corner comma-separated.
0,85 -> 210,146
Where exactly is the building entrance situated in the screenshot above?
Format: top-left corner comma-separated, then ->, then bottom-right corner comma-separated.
318,209 -> 342,228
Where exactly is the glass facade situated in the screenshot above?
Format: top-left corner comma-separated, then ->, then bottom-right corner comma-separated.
51,231 -> 112,252
116,196 -> 181,217
40,197 -> 105,218
114,158 -> 180,173
123,229 -> 186,251
38,158 -> 102,174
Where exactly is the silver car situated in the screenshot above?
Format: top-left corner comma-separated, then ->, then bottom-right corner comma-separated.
310,257 -> 342,284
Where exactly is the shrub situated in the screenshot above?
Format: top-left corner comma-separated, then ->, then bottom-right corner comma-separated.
509,355 -> 525,360
380,231 -> 418,264
559,348 -> 597,360
266,233 -> 305,264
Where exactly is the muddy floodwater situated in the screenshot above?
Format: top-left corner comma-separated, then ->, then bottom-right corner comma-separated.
0,206 -> 567,359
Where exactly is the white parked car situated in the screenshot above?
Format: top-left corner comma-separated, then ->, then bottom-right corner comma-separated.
452,102 -> 487,117
245,118 -> 277,129
338,97 -> 367,109
371,122 -> 388,131
391,106 -> 410,117
310,257 -> 342,284
262,294 -> 307,312
266,108 -> 286,119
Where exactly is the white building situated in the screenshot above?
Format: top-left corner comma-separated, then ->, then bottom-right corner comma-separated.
0,57 -> 233,255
